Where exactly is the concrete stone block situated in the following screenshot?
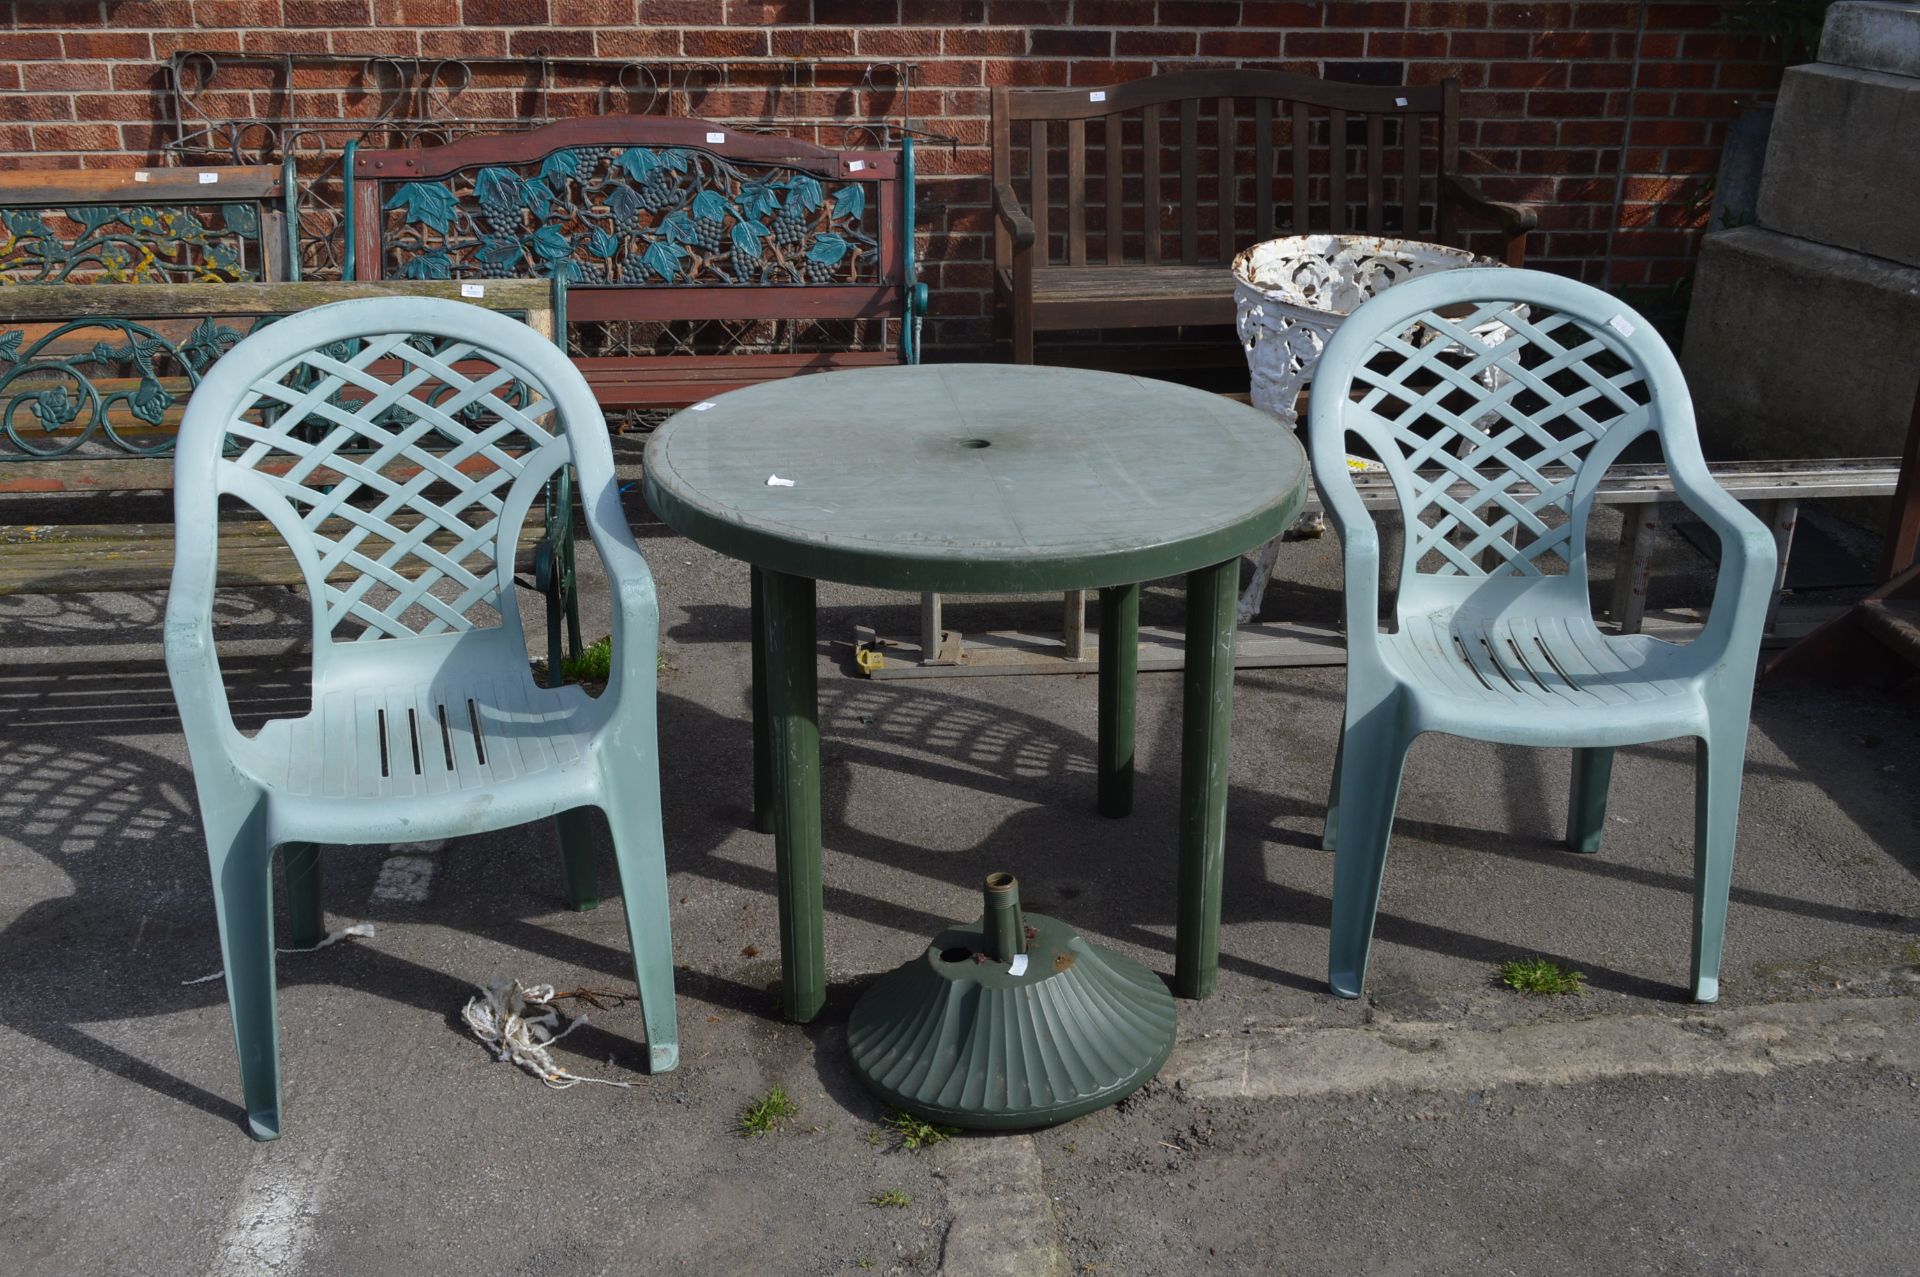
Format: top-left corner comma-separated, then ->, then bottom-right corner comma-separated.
1820,1 -> 1920,78
1682,226 -> 1920,461
1757,63 -> 1920,268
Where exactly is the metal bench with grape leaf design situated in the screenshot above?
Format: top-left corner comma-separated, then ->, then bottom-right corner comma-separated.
344,116 -> 927,408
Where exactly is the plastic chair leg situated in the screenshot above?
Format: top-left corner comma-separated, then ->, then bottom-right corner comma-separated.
206,805 -> 283,1140
602,763 -> 679,1073
1326,714 -> 1410,1000
1566,747 -> 1615,853
1321,731 -> 1345,852
555,807 -> 599,912
281,842 -> 325,949
1690,728 -> 1747,1003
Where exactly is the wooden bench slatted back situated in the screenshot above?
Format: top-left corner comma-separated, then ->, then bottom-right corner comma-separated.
347,117 -> 916,409
0,164 -> 293,287
991,72 -> 1535,363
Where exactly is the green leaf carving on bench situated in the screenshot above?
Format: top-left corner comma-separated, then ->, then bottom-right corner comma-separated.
0,316 -> 251,458
0,201 -> 266,285
381,143 -> 882,287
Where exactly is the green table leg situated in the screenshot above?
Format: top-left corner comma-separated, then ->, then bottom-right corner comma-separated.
750,565 -> 775,835
1175,558 -> 1239,1000
760,568 -> 826,1023
1097,583 -> 1139,819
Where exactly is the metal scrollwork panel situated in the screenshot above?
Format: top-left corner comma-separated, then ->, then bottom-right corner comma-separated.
380,145 -> 882,286
0,316 -> 252,458
0,203 -> 268,286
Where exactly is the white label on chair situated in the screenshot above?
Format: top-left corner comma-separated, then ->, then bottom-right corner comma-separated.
133,170 -> 150,182
1607,314 -> 1636,337
848,160 -> 868,172
1395,96 -> 1408,107
1008,954 -> 1030,977
706,131 -> 726,144
690,400 -> 716,411
461,283 -> 485,298
766,474 -> 796,487
1089,90 -> 1106,102
198,171 -> 219,183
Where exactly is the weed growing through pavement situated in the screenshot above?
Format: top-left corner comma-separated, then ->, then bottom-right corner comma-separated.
739,1083 -> 799,1137
882,1109 -> 959,1151
869,1189 -> 912,1208
1499,957 -> 1587,995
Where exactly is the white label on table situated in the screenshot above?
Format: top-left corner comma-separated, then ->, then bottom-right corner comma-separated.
1008,954 -> 1030,977
766,474 -> 796,487
848,160 -> 867,172
198,171 -> 219,183
460,283 -> 485,298
1607,314 -> 1636,337
706,131 -> 726,144
690,400 -> 715,411
133,170 -> 150,182
1395,96 -> 1408,107
1089,90 -> 1106,102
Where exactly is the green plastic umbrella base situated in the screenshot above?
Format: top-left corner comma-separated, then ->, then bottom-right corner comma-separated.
847,903 -> 1178,1131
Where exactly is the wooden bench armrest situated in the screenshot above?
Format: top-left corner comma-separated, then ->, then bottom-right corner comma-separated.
1441,173 -> 1537,265
994,182 -> 1035,249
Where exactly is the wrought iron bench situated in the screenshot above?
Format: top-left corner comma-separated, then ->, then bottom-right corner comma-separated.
990,71 -> 1537,364
344,116 -> 926,408
0,279 -> 584,679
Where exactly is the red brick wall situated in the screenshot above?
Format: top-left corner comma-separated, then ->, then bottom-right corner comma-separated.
1,1 -> 1783,351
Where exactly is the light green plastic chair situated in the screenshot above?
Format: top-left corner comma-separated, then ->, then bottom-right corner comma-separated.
1309,268 -> 1775,1004
164,298 -> 677,1140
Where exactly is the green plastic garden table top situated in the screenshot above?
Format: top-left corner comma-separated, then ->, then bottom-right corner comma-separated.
642,363 -> 1309,591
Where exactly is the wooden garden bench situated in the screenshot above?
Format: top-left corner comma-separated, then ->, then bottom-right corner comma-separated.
345,116 -> 927,408
0,279 -> 567,607
990,70 -> 1537,363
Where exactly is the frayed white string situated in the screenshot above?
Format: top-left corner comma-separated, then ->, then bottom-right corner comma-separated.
180,923 -> 377,985
461,978 -> 633,1090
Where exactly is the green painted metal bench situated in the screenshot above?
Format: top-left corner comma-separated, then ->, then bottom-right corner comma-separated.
344,116 -> 928,410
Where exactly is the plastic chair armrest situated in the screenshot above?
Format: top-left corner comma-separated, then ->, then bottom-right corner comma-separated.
1668,461 -> 1778,656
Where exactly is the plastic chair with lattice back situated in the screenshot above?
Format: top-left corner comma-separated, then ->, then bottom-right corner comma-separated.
164,297 -> 676,1139
1308,267 -> 1776,1004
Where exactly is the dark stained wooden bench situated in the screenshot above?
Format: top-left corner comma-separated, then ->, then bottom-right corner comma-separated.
991,70 -> 1538,364
346,116 -> 926,408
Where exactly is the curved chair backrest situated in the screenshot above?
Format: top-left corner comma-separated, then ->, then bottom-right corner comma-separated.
1309,268 -> 1697,614
169,298 -> 611,670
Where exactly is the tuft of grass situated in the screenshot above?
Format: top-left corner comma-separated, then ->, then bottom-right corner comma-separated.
1500,957 -> 1587,996
738,1083 -> 799,1137
855,1260 -> 875,1271
564,635 -> 614,681
869,1188 -> 912,1208
881,1109 -> 959,1151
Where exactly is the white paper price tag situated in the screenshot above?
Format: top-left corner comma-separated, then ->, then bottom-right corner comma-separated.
766,474 -> 795,487
1008,954 -> 1030,976
1089,90 -> 1106,102
198,171 -> 219,183
1607,314 -> 1636,337
848,160 -> 867,172
1395,96 -> 1408,107
133,170 -> 150,182
706,131 -> 726,144
690,401 -> 716,411
460,283 -> 485,298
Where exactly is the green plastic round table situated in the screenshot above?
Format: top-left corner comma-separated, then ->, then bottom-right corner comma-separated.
643,363 -> 1309,1022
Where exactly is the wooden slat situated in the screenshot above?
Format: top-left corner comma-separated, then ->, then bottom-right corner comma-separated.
1031,119 -> 1050,267
1067,118 -> 1087,268
1329,108 -> 1348,233
992,71 -> 1446,121
992,87 -> 1014,273
1217,97 -> 1235,263
0,165 -> 284,203
1144,105 -> 1162,265
1179,99 -> 1199,264
0,279 -> 553,323
1365,112 -> 1385,234
1255,98 -> 1274,240
1292,101 -> 1310,232
1439,78 -> 1462,245
1401,108 -> 1423,234
1105,112 -> 1123,264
